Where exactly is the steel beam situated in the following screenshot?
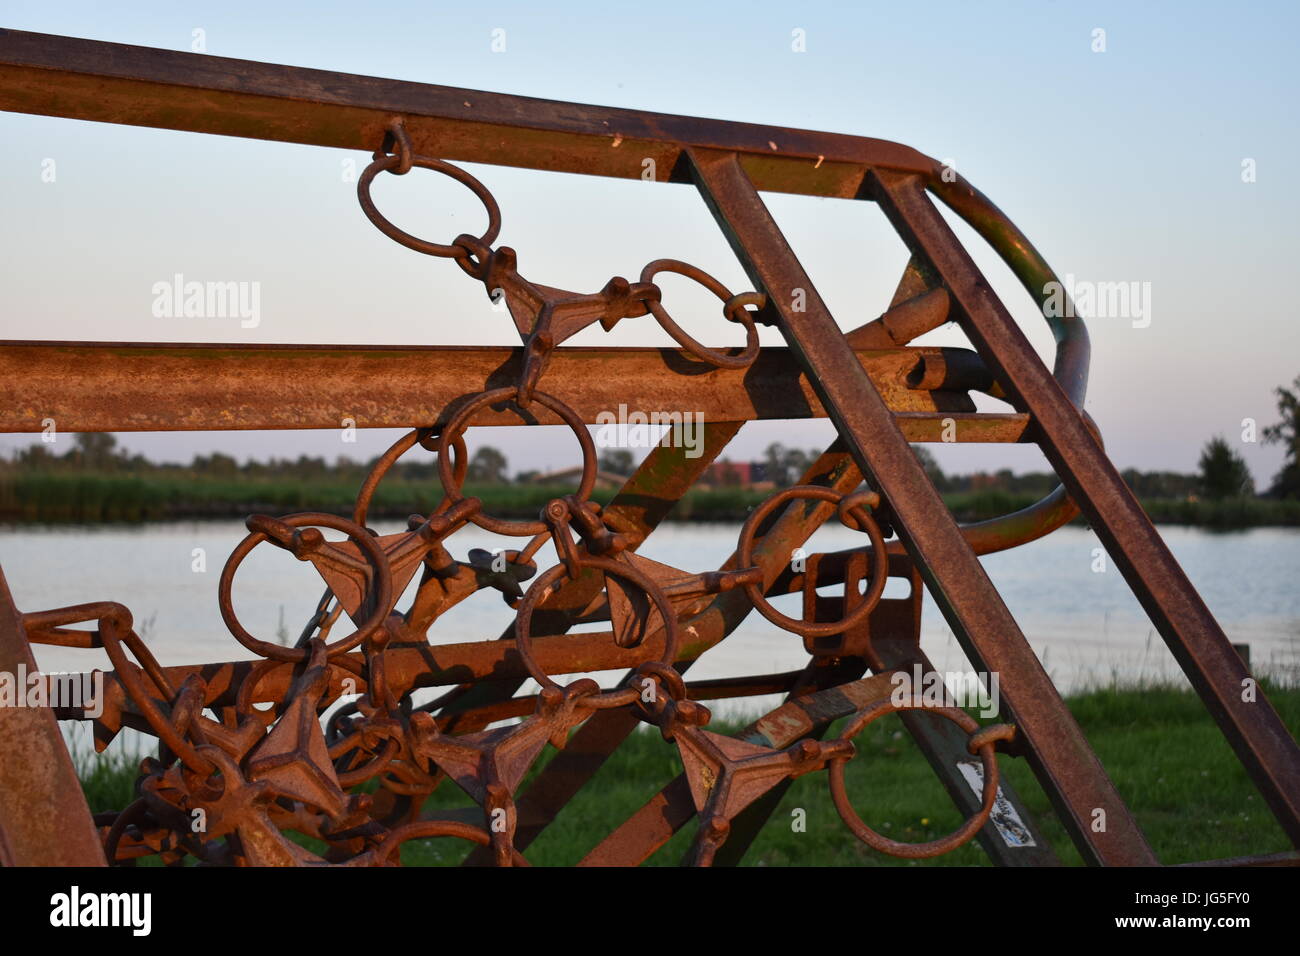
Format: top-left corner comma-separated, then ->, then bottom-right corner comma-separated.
0,569 -> 105,865
0,29 -> 934,198
686,147 -> 1156,866
0,341 -> 1028,437
869,167 -> 1300,847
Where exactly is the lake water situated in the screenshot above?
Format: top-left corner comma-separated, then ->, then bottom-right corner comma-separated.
4,520 -> 1298,754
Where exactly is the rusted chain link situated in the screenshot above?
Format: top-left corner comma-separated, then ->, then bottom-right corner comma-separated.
357,118 -> 767,382
41,414 -> 1014,866
25,138 -> 1023,866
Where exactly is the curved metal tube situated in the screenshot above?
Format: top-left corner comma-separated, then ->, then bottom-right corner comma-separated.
907,165 -> 1091,556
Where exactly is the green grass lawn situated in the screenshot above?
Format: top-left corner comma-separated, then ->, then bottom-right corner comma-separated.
79,681 -> 1300,866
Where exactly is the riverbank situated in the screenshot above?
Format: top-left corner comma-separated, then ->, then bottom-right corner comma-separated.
4,474 -> 1299,527
76,680 -> 1300,865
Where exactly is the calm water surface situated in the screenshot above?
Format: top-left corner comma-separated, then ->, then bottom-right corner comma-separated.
4,521 -> 1297,753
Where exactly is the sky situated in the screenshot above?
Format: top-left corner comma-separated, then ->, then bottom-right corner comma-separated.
1,1 -> 1297,485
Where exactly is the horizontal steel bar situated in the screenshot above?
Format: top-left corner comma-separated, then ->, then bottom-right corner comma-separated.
0,29 -> 935,197
0,341 -> 1028,437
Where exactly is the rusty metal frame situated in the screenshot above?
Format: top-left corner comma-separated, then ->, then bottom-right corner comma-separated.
0,342 -> 1029,438
0,28 -> 1296,868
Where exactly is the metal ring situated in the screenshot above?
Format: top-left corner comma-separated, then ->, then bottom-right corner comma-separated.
735,485 -> 888,638
827,696 -> 1001,859
513,555 -> 681,695
723,291 -> 767,324
437,388 -> 597,536
357,153 -> 501,258
640,259 -> 760,369
353,427 -> 466,528
371,820 -> 528,866
234,658 -> 296,726
218,513 -> 394,662
371,119 -> 415,175
96,616 -> 212,775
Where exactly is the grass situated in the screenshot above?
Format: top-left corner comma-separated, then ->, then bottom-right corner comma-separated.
78,680 -> 1300,866
6,474 -> 1300,526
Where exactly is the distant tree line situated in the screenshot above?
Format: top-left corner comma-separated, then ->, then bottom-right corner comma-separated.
5,373 -> 1297,503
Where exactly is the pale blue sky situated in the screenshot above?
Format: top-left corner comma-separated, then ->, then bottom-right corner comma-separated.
1,1 -> 1296,484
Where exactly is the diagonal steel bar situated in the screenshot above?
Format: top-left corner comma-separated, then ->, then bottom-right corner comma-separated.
448,418 -> 743,674
685,146 -> 1156,866
719,560 -> 1059,867
581,671 -> 903,866
0,570 -> 105,865
869,635 -> 1060,865
868,167 -> 1300,847
703,659 -> 862,867
449,420 -> 743,864
476,439 -> 864,861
